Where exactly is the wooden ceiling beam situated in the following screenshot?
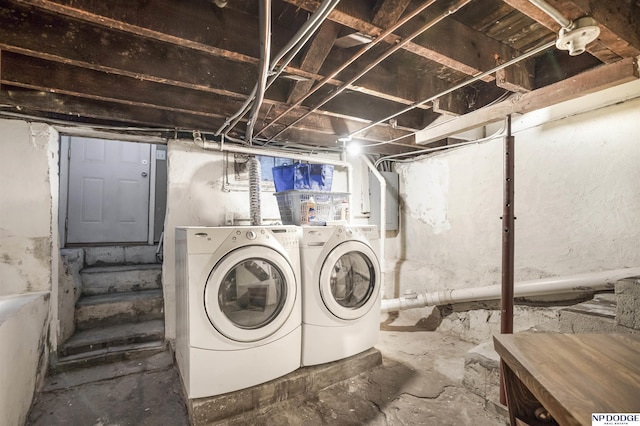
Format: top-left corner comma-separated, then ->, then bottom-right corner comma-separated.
258,105 -> 415,144
0,52 -> 414,147
0,2 -> 426,135
503,0 -> 640,63
372,0 -> 413,28
281,0 -> 529,87
0,85 -> 416,155
0,87 -> 223,131
416,56 -> 640,143
12,0 -> 433,109
286,20 -> 340,104
259,126 -> 418,156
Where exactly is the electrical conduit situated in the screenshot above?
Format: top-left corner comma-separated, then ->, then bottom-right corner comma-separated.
217,0 -> 340,138
361,156 -> 386,298
255,0 -> 439,138
267,0 -> 473,142
245,0 -> 272,144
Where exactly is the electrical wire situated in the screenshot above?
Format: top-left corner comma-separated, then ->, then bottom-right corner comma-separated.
373,125 -> 506,168
265,0 -> 471,143
350,39 -> 556,145
255,0 -> 440,140
215,0 -> 340,139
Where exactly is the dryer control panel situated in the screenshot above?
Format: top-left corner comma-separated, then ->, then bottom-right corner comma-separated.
229,226 -> 299,249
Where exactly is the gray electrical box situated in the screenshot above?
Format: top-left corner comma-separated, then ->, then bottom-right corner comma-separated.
369,171 -> 399,231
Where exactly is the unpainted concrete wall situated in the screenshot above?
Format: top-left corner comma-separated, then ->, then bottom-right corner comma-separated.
386,85 -> 640,327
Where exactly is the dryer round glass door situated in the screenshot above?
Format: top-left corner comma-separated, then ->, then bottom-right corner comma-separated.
319,240 -> 380,320
204,246 -> 297,342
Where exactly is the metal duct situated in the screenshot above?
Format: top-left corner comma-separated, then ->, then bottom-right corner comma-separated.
248,155 -> 262,225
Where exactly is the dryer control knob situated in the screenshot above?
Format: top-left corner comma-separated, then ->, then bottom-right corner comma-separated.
346,229 -> 353,237
246,230 -> 257,240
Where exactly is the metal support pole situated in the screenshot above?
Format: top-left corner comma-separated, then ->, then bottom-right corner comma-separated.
499,114 -> 515,406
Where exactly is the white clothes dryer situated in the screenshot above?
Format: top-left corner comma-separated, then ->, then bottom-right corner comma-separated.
175,226 -> 301,399
299,225 -> 381,366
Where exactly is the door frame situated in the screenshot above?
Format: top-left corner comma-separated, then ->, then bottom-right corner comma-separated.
58,135 -> 159,247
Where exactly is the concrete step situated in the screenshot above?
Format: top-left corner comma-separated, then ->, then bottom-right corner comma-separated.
81,264 -> 162,296
53,340 -> 167,373
75,289 -> 164,331
60,319 -> 165,357
559,292 -> 619,333
84,245 -> 160,266
188,348 -> 382,425
45,350 -> 173,391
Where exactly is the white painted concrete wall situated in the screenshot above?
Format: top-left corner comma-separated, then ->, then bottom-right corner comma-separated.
0,118 -> 59,425
162,139 -> 350,339
386,86 -> 640,307
0,293 -> 50,426
1,120 -> 59,297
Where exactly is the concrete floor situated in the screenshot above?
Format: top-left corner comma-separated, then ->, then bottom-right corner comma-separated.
27,329 -> 508,425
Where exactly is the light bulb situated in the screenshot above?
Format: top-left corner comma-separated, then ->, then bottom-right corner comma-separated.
346,142 -> 362,156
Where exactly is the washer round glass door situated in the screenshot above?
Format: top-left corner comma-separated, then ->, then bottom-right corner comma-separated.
204,246 -> 297,342
319,240 -> 380,320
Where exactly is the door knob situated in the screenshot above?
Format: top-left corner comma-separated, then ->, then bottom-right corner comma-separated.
141,172 -> 148,177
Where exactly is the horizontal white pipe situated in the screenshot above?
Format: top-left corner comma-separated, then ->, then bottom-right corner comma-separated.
197,140 -> 354,205
381,267 -> 640,313
199,139 -> 351,169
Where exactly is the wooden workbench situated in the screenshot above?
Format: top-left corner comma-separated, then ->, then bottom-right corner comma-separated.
493,333 -> 640,426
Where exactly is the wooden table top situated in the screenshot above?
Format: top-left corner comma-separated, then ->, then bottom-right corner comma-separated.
493,333 -> 640,426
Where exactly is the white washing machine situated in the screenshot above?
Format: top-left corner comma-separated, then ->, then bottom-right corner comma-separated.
175,226 -> 301,399
299,225 -> 381,366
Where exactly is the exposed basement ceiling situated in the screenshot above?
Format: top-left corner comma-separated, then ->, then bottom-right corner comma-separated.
0,0 -> 638,155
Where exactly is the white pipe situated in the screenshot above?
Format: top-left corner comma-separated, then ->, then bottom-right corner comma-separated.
197,138 -> 353,193
361,156 -> 386,297
345,154 -> 354,225
381,267 -> 640,313
217,0 -> 339,137
349,40 -> 555,143
528,0 -> 572,29
245,0 -> 271,143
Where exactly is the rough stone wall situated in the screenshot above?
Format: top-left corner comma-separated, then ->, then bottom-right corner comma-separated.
616,278 -> 640,330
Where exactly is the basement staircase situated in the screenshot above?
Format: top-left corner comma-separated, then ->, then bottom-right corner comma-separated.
53,246 -> 167,373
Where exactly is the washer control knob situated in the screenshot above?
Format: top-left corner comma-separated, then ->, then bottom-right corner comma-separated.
346,229 -> 353,237
246,230 -> 257,240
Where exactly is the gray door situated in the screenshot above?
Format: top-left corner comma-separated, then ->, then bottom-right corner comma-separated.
66,137 -> 151,244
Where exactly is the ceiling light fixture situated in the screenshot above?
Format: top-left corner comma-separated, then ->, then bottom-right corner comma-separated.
555,16 -> 600,56
528,0 -> 600,56
346,142 -> 362,156
334,32 -> 374,49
